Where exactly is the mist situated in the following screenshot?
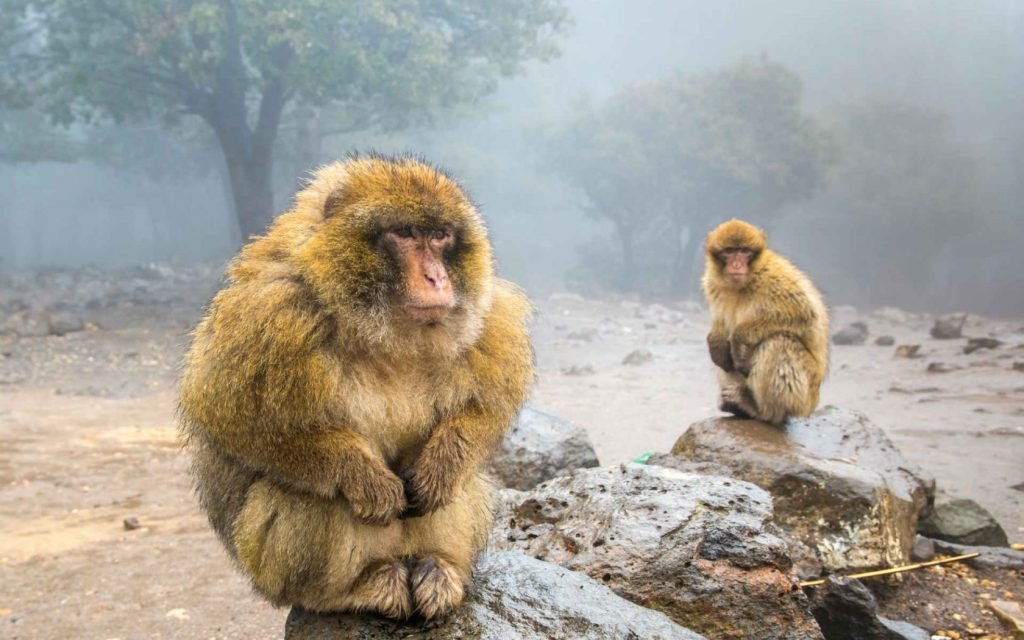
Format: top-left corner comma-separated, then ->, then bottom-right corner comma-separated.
2,0 -> 1022,313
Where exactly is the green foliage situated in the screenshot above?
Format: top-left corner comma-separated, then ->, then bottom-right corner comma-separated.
2,0 -> 569,235
547,58 -> 835,294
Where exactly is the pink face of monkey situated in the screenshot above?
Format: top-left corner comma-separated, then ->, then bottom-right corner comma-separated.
719,247 -> 756,286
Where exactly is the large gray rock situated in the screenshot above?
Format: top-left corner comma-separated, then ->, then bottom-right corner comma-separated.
917,498 -> 1009,547
669,407 -> 935,573
284,551 -> 705,640
487,406 -> 600,490
490,464 -> 823,640
929,538 -> 1024,570
833,321 -> 869,345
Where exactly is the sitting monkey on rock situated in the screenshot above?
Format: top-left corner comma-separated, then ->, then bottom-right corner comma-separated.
702,219 -> 829,425
178,155 -> 533,619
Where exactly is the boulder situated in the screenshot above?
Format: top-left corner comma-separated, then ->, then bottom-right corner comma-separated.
284,551 -> 705,640
832,322 -> 869,345
808,577 -> 928,640
487,406 -> 599,490
490,464 -> 823,640
669,407 -> 935,573
917,498 -> 1009,547
929,538 -> 1024,570
48,313 -> 85,336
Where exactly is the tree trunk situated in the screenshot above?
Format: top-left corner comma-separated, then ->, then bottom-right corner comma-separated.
616,219 -> 636,291
223,150 -> 275,240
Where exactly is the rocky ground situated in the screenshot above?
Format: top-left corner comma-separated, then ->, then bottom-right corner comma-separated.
0,265 -> 1022,639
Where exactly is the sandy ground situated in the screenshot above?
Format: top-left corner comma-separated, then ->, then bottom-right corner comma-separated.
0,287 -> 1021,639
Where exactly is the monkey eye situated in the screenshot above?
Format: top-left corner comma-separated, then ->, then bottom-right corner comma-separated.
392,226 -> 415,239
431,228 -> 451,241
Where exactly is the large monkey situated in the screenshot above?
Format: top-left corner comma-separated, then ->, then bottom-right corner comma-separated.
178,155 -> 533,620
702,219 -> 828,425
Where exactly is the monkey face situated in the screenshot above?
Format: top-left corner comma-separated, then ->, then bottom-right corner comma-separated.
379,225 -> 457,324
718,247 -> 756,286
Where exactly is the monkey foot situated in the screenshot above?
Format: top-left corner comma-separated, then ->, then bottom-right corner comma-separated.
720,384 -> 755,419
410,555 -> 465,620
348,560 -> 412,620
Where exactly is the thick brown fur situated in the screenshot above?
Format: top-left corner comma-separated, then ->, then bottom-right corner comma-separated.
702,219 -> 829,425
178,155 -> 533,619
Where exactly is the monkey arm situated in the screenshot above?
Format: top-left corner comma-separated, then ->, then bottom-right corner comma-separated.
730,306 -> 817,374
707,318 -> 734,372
404,281 -> 533,517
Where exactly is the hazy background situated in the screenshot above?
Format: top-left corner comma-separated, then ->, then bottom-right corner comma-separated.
2,0 -> 1022,313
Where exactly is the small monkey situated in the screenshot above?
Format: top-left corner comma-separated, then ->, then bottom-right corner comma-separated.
702,219 -> 828,425
178,155 -> 533,619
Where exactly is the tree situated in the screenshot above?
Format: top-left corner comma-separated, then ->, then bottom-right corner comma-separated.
547,58 -> 834,295
778,97 -> 981,309
3,0 -> 569,238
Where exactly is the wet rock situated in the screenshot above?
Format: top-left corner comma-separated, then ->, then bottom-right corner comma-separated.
644,452 -> 734,478
669,407 -> 935,573
929,539 -> 1024,570
875,336 -> 896,346
833,322 -> 869,345
490,464 -> 822,640
487,406 -> 600,490
894,345 -> 921,358
963,337 -> 1002,354
808,577 -> 927,640
621,348 -> 653,365
918,499 -> 1009,547
2,310 -> 51,338
989,600 -> 1024,639
48,313 -> 85,336
910,535 -> 935,562
930,314 -> 967,339
284,551 -> 705,640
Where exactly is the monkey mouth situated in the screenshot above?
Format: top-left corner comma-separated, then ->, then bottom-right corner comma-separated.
405,304 -> 453,324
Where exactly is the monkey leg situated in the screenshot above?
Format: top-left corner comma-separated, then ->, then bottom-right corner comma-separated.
400,473 -> 492,619
746,335 -> 820,425
231,478 -> 410,616
716,370 -> 756,419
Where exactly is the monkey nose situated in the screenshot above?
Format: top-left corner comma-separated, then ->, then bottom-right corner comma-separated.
425,270 -> 449,288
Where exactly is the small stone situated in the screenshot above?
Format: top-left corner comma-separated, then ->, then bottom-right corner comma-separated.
895,345 -> 922,358
561,364 -> 595,376
963,337 -> 1002,355
833,322 -> 869,345
123,517 -> 141,531
48,314 -> 85,336
989,600 -> 1024,639
621,349 -> 653,365
911,535 -> 936,562
927,362 -> 959,374
1012,362 -> 1024,372
875,336 -> 896,346
918,499 -> 1009,547
931,314 -> 968,339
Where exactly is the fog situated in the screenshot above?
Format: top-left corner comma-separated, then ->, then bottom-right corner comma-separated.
3,0 -> 1022,312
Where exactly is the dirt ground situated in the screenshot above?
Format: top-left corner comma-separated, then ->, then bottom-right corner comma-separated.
1,275 -> 1022,639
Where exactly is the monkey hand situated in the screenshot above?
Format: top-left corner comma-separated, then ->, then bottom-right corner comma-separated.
730,339 -> 753,375
707,333 -> 734,372
400,454 -> 460,519
345,466 -> 407,526
720,383 -> 755,419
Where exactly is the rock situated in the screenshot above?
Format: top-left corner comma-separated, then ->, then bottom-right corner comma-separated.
644,452 -> 734,478
833,322 -> 869,345
669,407 -> 935,573
808,577 -> 927,640
1013,362 -> 1024,373
989,600 -> 1024,640
926,362 -> 959,373
621,349 -> 653,365
894,345 -> 921,358
917,498 -> 1008,547
910,535 -> 935,562
1,310 -> 51,337
487,406 -> 600,490
123,517 -> 141,531
875,336 -> 896,346
561,364 -> 595,376
930,314 -> 967,339
929,538 -> 1024,569
284,552 -> 706,640
48,313 -> 85,336
963,337 -> 1002,354
490,464 -> 822,640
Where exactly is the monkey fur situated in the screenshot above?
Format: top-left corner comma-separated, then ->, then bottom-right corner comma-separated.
702,219 -> 829,425
178,155 -> 533,619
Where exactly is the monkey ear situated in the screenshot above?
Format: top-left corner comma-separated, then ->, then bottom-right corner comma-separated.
323,189 -> 346,219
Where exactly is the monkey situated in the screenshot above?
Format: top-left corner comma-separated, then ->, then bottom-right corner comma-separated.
701,218 -> 829,425
177,154 -> 533,620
